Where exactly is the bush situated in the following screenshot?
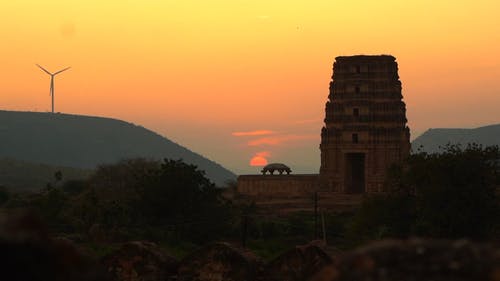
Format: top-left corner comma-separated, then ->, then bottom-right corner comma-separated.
349,144 -> 500,242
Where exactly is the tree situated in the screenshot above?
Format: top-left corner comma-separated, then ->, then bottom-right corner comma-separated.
134,159 -> 230,242
350,144 -> 500,242
408,144 -> 499,239
0,186 -> 10,206
347,193 -> 415,244
69,158 -> 159,231
68,158 -> 232,243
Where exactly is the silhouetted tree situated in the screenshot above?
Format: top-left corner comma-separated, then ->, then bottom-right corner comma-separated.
0,186 -> 10,206
349,144 -> 500,242
70,159 -> 159,232
134,159 -> 230,242
66,158 -> 231,243
409,144 -> 499,239
54,170 -> 63,183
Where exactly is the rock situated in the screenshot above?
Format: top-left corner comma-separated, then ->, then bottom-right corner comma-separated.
261,240 -> 334,281
316,239 -> 500,281
102,241 -> 178,281
0,209 -> 50,242
0,210 -> 104,281
177,242 -> 263,281
89,223 -> 107,243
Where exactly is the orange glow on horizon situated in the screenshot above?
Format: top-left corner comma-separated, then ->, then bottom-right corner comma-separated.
247,134 -> 318,147
232,130 -> 275,137
1,1 -> 500,174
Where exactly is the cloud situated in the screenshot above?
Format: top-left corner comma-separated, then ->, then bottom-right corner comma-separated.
232,130 -> 275,137
249,151 -> 270,167
247,134 -> 317,147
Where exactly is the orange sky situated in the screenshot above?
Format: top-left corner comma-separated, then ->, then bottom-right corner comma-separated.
1,1 -> 499,174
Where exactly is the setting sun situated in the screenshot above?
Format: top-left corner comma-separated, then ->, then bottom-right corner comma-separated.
249,151 -> 270,167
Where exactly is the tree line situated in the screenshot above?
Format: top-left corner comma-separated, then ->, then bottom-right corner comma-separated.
0,144 -> 498,258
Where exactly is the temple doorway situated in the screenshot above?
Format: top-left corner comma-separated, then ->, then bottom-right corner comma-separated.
344,153 -> 365,193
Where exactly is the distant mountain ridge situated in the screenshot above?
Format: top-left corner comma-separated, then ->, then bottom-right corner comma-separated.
0,110 -> 236,186
412,124 -> 500,153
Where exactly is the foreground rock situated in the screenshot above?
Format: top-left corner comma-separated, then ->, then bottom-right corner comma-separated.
3,214 -> 500,281
177,242 -> 262,281
314,239 -> 500,281
102,241 -> 178,281
0,211 -> 103,281
262,241 -> 334,281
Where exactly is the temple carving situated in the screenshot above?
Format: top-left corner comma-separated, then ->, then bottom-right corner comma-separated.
319,55 -> 410,193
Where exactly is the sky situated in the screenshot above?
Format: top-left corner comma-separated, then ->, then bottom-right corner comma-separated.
1,0 -> 499,174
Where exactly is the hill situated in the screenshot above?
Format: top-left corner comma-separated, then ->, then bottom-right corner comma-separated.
412,124 -> 500,153
0,110 -> 236,186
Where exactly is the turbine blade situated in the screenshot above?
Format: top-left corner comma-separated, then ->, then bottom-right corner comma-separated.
36,64 -> 52,75
54,66 -> 71,75
50,78 -> 54,96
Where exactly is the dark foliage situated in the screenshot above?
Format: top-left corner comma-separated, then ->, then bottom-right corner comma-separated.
408,144 -> 499,239
0,186 -> 10,206
133,159 -> 232,243
1,158 -> 234,248
347,194 -> 415,244
0,158 -> 91,191
350,144 -> 500,242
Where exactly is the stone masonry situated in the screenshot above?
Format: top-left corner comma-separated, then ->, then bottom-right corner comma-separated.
319,55 -> 410,193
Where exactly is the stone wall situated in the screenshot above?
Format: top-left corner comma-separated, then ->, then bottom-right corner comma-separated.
237,174 -> 319,198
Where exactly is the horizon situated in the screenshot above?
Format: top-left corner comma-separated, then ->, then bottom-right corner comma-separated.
1,108 -> 497,176
1,1 -> 500,174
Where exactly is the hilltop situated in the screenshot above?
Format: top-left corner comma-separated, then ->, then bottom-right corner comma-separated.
0,110 -> 235,186
412,124 -> 500,153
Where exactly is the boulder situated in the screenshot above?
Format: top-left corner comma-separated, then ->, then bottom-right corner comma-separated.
262,240 -> 334,281
0,210 -> 103,281
88,223 -> 107,243
102,241 -> 178,281
177,242 -> 262,281
313,239 -> 500,281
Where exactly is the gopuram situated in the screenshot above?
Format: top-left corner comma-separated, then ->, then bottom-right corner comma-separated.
237,55 -> 410,200
320,55 -> 411,193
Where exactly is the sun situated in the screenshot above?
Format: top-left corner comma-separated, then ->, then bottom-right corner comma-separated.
249,151 -> 270,166
250,156 -> 268,166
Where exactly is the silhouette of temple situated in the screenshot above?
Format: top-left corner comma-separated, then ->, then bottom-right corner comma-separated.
237,55 -> 410,198
319,55 -> 410,193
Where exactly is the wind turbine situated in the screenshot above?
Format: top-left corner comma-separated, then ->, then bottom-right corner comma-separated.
36,64 -> 71,113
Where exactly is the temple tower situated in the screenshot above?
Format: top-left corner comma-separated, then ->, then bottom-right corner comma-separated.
319,55 -> 410,193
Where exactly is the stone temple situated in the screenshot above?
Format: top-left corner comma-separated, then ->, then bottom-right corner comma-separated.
237,55 -> 410,199
320,55 -> 410,193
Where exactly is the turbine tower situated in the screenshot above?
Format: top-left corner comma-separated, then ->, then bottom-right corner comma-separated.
36,64 -> 71,113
